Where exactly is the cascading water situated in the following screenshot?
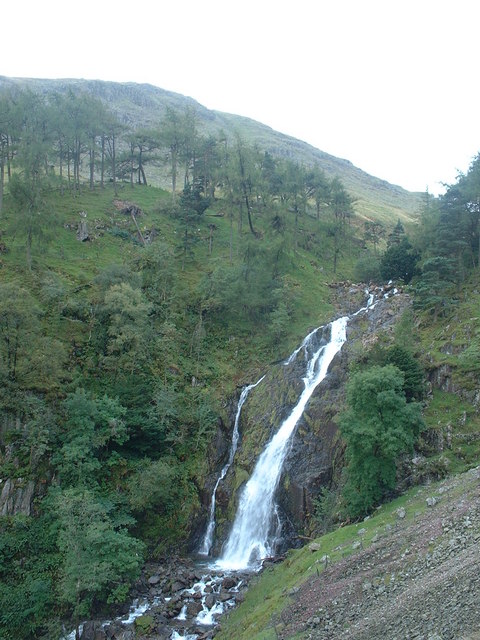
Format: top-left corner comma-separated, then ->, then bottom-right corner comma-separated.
216,315 -> 350,571
62,292 -> 378,640
198,375 -> 265,556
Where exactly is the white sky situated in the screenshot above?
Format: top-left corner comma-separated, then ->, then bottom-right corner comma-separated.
3,0 -> 480,195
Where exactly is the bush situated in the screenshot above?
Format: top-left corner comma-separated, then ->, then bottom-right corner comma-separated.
354,255 -> 381,283
340,365 -> 424,518
380,237 -> 419,283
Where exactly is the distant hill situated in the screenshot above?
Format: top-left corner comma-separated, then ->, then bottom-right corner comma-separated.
0,76 -> 422,226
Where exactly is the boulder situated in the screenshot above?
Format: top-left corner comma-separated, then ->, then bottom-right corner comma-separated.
80,621 -> 106,639
77,220 -> 90,241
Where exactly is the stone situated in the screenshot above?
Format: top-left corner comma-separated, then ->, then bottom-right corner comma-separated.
0,478 -> 36,516
170,580 -> 186,592
222,576 -> 237,589
80,621 -> 106,640
204,593 -> 217,609
148,574 -> 161,585
320,554 -> 330,567
134,615 -> 154,634
396,507 -> 406,519
77,220 -> 90,241
426,497 -> 437,507
308,542 -> 322,552
187,601 -> 204,616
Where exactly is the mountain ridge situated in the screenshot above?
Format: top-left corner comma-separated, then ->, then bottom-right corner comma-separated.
0,75 -> 422,225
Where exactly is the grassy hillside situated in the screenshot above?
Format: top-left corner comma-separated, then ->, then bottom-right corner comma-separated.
0,182 -> 352,372
0,76 -> 423,227
1,75 -> 476,639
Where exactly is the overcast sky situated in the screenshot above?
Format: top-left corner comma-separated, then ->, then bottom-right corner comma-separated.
3,0 -> 479,194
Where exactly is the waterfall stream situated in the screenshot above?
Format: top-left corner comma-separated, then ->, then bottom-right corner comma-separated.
198,375 -> 265,556
63,292 -> 377,640
216,315 -> 349,571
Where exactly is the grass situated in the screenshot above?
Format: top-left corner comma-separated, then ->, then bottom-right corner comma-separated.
415,276 -> 480,472
0,180 -> 365,401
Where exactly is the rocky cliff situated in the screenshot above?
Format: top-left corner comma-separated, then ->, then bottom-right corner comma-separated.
203,286 -> 412,554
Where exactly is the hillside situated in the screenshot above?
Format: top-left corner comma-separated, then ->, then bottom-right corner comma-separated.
0,75 -> 422,226
213,273 -> 480,640
216,464 -> 480,640
0,75 -> 479,640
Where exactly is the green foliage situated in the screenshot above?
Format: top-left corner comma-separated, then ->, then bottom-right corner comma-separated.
100,282 -> 153,373
54,487 -> 144,627
412,256 -> 457,318
354,253 -> 381,283
387,219 -> 405,247
269,300 -> 291,342
54,389 -> 127,487
312,485 -> 340,535
340,365 -> 424,518
0,510 -> 59,640
0,283 -> 65,391
380,236 -> 419,283
383,345 -> 426,401
0,83 -> 423,638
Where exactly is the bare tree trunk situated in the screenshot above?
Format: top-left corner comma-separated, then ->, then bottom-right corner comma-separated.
100,135 -> 105,189
237,146 -> 256,236
111,133 -> 117,196
130,212 -> 146,246
130,142 -> 135,188
6,136 -> 11,180
89,136 -> 95,190
229,207 -> 233,264
67,148 -> 72,191
171,146 -> 177,203
59,141 -> 64,196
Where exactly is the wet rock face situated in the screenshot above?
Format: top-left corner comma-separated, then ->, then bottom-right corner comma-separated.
189,414 -> 231,551
269,289 -> 413,543
200,286 -> 412,553
0,477 -> 42,516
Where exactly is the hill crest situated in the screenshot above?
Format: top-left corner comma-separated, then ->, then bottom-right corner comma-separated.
0,75 -> 422,225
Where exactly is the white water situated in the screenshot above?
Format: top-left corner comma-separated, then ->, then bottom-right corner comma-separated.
62,294 -> 377,640
216,315 -> 349,570
198,375 -> 265,556
283,325 -> 323,365
171,632 -> 197,640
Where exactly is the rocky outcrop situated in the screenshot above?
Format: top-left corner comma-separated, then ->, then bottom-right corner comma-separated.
0,477 -> 37,516
77,556 -> 251,640
212,286 -> 413,551
279,288 -> 413,540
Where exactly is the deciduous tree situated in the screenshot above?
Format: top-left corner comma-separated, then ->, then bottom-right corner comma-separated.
340,365 -> 423,517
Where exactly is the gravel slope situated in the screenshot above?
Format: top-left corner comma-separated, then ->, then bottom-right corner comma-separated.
279,466 -> 480,640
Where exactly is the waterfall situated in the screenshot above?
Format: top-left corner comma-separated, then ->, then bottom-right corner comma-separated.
198,375 -> 265,556
216,315 -> 350,571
